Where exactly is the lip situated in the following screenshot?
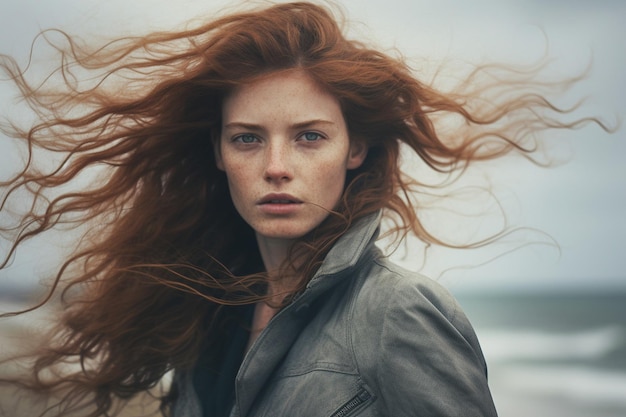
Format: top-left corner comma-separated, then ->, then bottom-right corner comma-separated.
257,193 -> 303,205
257,193 -> 303,214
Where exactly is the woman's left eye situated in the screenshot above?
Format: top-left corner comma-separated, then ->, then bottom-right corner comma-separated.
300,132 -> 323,142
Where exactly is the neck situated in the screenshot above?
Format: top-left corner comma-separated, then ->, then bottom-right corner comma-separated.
255,234 -> 297,300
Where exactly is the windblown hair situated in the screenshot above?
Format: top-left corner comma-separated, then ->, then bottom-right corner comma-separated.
0,1 -> 609,416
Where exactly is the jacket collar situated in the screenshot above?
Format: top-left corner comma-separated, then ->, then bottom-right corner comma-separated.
306,210 -> 382,289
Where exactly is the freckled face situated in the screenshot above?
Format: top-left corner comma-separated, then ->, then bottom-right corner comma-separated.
217,71 -> 366,242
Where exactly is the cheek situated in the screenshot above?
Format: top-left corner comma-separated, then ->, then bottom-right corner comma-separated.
316,160 -> 349,204
225,167 -> 248,194
221,152 -> 250,180
220,160 -> 248,198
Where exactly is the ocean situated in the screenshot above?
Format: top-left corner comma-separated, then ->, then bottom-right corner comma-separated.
1,291 -> 625,416
456,291 -> 626,417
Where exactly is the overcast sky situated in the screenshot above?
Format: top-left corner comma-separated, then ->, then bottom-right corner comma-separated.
0,0 -> 624,293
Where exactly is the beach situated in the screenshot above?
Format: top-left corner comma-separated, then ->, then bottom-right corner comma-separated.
0,300 -> 162,417
457,291 -> 626,417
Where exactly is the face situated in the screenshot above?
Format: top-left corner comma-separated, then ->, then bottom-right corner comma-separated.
217,70 -> 367,243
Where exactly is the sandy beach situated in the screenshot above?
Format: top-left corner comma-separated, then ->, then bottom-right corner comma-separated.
0,301 -> 163,417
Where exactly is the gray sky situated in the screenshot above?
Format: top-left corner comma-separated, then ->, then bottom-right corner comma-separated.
0,0 -> 624,293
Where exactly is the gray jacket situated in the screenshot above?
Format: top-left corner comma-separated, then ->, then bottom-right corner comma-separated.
173,213 -> 498,416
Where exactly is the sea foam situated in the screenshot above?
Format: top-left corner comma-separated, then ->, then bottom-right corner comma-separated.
477,325 -> 624,362
498,364 -> 626,407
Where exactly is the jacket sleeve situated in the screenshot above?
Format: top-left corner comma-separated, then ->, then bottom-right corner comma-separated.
372,277 -> 498,416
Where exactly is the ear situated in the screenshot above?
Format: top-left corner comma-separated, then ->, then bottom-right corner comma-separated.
347,140 -> 368,170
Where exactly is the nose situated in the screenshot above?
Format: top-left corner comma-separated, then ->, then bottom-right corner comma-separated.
264,140 -> 292,183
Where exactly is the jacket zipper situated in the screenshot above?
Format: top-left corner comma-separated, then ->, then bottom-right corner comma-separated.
330,388 -> 372,417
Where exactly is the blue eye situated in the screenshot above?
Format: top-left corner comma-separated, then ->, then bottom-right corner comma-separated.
234,134 -> 257,144
301,132 -> 322,142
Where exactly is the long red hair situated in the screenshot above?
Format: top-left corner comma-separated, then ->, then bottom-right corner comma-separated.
0,2 -> 609,416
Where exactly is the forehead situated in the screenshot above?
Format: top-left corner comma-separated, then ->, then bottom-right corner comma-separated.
221,70 -> 343,124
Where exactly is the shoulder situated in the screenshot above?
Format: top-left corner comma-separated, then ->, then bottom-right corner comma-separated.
348,257 -> 496,415
351,256 -> 483,361
351,256 -> 465,332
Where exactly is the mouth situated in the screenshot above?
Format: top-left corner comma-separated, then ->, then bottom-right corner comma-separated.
258,194 -> 303,205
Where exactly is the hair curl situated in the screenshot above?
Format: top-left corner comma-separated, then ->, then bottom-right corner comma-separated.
0,2 -> 611,416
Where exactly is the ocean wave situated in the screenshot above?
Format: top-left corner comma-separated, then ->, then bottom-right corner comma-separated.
496,364 -> 626,407
478,326 -> 624,362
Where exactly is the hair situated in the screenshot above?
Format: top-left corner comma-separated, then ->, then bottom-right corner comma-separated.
0,1 -> 611,416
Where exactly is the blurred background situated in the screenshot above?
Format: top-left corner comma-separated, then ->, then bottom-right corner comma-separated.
1,1 -> 625,416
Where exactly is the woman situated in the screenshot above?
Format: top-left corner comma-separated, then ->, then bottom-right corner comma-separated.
0,2 -> 608,416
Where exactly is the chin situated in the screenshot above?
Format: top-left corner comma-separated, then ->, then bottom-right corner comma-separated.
257,228 -> 310,241
254,221 -> 319,241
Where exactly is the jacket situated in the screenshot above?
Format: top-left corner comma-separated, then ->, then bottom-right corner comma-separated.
172,212 -> 498,416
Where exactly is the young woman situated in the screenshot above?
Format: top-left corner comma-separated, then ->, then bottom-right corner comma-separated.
0,2 -> 608,416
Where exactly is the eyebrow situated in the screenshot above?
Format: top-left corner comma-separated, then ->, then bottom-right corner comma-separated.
223,119 -> 336,130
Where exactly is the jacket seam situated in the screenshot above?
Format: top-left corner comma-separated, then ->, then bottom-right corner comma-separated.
346,267 -> 363,376
374,264 -> 406,414
276,362 -> 358,378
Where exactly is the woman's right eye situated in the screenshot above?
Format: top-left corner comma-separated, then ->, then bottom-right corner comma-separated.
233,134 -> 258,144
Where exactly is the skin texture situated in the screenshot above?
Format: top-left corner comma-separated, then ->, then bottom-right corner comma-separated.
217,70 -> 367,273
